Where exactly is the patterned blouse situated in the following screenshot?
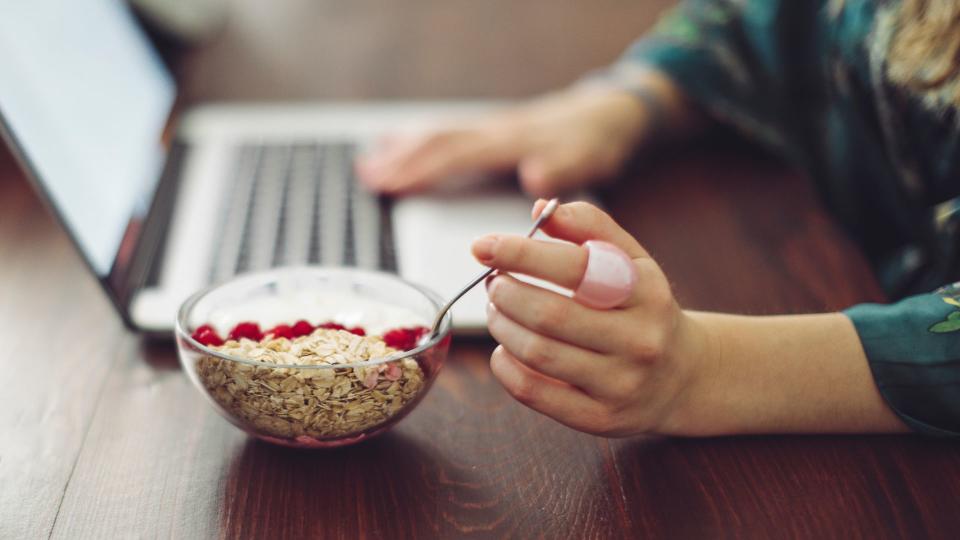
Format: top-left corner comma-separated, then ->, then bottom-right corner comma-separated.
605,0 -> 960,435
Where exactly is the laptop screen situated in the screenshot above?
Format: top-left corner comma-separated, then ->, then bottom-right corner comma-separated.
0,0 -> 175,277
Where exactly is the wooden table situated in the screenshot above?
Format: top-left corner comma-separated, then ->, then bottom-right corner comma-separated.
3,1 -> 959,538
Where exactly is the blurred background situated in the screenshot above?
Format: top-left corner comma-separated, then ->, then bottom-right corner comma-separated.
134,0 -> 675,102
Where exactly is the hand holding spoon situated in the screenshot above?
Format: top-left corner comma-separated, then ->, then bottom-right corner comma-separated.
427,198 -> 560,340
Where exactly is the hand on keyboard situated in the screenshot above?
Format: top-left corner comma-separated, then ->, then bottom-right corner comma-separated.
355,89 -> 654,198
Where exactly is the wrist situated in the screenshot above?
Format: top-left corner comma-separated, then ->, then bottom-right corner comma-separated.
658,312 -> 911,436
655,309 -> 723,436
572,80 -> 660,148
574,63 -> 703,144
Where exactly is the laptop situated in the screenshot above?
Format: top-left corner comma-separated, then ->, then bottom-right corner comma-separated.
0,1 -> 551,336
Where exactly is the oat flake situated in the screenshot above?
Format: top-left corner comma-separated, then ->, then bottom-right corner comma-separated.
196,328 -> 425,440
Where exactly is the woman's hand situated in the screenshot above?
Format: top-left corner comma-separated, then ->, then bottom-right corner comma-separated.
472,201 -> 711,436
356,89 -> 654,198
474,201 -> 909,437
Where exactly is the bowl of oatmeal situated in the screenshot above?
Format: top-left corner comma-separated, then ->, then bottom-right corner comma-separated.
175,267 -> 452,448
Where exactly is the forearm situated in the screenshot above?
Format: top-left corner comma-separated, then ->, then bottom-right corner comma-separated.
665,311 -> 910,436
576,65 -> 706,146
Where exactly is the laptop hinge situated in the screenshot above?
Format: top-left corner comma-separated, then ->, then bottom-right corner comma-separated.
121,141 -> 189,315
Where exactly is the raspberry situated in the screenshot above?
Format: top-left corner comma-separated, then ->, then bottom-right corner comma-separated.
194,323 -> 216,336
348,327 -> 366,336
382,326 -> 429,351
381,329 -> 406,349
317,321 -> 346,331
267,324 -> 294,340
291,320 -> 315,337
228,321 -> 262,342
191,324 -> 224,347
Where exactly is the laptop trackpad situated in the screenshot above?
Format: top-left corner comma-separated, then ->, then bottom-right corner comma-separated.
392,185 -> 575,333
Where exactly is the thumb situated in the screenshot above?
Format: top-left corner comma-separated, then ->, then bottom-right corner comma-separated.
518,154 -> 594,198
532,200 -> 649,259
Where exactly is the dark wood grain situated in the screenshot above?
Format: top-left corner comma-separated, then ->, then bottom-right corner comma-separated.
611,434 -> 960,539
51,339 -> 634,539
3,0 -> 960,538
612,142 -> 887,314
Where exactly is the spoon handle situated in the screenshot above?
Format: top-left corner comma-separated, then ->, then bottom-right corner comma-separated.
429,198 -> 560,338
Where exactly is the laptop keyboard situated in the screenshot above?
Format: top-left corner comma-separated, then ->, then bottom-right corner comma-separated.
208,142 -> 396,283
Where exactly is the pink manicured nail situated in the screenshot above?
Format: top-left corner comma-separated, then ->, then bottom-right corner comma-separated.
574,240 -> 638,309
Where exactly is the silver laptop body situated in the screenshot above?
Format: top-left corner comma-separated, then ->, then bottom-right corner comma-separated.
0,1 -> 542,336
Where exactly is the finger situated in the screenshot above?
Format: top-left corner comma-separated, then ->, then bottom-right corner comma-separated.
487,302 -> 616,397
481,235 -> 656,311
356,132 -> 452,193
487,274 -> 623,353
407,127 -> 523,184
519,153 -> 598,197
472,234 -> 587,289
490,346 -> 612,434
532,201 -> 649,260
358,127 -> 522,194
356,132 -> 426,185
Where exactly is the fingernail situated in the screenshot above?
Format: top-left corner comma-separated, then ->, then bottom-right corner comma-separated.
472,235 -> 497,263
531,198 -> 546,220
355,160 -> 379,186
484,272 -> 498,291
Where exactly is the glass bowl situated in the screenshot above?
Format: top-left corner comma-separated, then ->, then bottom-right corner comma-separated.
175,267 -> 451,448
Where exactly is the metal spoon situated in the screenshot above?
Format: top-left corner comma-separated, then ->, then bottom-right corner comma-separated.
427,198 -> 560,340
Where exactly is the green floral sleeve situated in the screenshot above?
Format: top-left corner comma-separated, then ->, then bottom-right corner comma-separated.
608,0 -> 960,436
609,0 -> 831,160
845,285 -> 960,437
